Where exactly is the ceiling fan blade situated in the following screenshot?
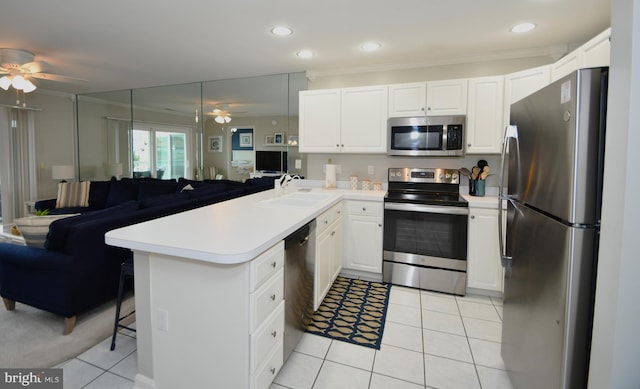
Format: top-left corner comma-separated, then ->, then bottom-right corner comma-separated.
32,72 -> 88,84
21,61 -> 51,74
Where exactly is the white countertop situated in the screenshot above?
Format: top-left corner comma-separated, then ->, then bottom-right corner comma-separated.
462,193 -> 503,209
105,186 -> 385,265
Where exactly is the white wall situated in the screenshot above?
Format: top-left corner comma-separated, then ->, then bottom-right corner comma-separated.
588,0 -> 640,387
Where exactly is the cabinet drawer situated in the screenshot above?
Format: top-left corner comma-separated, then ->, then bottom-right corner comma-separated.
250,341 -> 284,389
317,203 -> 343,234
251,302 -> 284,372
250,268 -> 284,332
250,241 -> 285,292
345,201 -> 383,217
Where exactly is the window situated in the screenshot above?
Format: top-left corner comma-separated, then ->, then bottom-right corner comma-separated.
132,123 -> 192,179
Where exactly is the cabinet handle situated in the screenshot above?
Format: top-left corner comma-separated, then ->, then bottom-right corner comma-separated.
270,368 -> 276,375
378,224 -> 382,227
427,107 -> 431,111
336,144 -> 339,147
270,294 -> 276,301
468,143 -> 472,147
324,220 -> 328,224
271,261 -> 277,268
271,330 -> 277,338
471,215 -> 475,219
421,107 -> 425,111
331,231 -> 335,236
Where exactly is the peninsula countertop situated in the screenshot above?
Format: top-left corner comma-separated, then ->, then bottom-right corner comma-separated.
105,186 -> 385,265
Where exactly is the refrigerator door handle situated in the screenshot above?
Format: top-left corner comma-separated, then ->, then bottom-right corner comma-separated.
499,125 -> 519,268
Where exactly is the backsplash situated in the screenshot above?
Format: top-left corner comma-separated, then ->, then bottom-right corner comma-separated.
304,153 -> 502,188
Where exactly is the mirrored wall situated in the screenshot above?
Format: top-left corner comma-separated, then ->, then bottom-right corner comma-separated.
76,72 -> 306,182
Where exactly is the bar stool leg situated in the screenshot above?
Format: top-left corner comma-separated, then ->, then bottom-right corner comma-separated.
110,263 -> 127,351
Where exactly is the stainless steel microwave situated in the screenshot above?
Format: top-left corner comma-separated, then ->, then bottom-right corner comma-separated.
387,115 -> 465,156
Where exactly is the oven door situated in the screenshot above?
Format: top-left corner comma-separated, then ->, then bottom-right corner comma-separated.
383,202 -> 468,270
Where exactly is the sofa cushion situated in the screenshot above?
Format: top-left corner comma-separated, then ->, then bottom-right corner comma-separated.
56,182 -> 90,208
106,181 -> 139,207
15,214 -> 79,248
88,180 -> 111,209
45,200 -> 139,252
137,181 -> 179,200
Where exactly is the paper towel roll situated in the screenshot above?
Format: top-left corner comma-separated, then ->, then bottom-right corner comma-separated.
325,164 -> 337,189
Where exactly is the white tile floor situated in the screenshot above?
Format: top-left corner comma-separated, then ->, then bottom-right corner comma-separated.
59,286 -> 513,389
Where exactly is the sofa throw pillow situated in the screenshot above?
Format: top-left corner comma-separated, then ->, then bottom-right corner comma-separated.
14,214 -> 79,248
56,181 -> 90,208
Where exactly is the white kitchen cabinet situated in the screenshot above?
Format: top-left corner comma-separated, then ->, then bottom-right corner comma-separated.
551,50 -> 581,82
343,200 -> 383,274
388,82 -> 427,117
466,76 -> 504,154
388,79 -> 467,117
552,28 -> 611,83
580,28 -> 610,68
467,207 -> 505,294
299,89 -> 341,153
504,65 -> 551,129
340,86 -> 388,153
299,86 -> 387,153
425,79 -> 468,116
314,203 -> 343,310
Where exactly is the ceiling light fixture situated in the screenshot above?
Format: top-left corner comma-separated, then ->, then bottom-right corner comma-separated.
296,50 -> 314,59
361,42 -> 381,52
0,75 -> 37,93
511,22 -> 536,33
271,26 -> 293,36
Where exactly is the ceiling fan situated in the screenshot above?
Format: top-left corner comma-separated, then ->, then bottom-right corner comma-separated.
0,48 -> 87,93
206,103 -> 248,124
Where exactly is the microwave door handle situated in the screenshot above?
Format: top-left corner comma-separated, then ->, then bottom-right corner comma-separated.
499,125 -> 518,267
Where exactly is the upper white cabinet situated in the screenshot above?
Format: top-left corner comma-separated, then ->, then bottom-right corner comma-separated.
426,79 -> 468,116
299,86 -> 387,153
466,76 -> 504,154
388,82 -> 426,116
340,86 -> 388,153
551,28 -> 611,82
388,79 -> 467,117
299,89 -> 341,153
580,28 -> 611,68
504,65 -> 551,128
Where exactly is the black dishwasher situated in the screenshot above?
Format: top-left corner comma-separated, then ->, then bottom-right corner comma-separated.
283,220 -> 315,362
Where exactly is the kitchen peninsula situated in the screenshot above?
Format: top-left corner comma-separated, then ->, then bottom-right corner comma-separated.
105,186 -> 384,389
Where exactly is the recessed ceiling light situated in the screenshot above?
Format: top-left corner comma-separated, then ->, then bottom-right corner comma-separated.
296,50 -> 314,58
271,26 -> 293,36
361,42 -> 382,52
511,22 -> 536,33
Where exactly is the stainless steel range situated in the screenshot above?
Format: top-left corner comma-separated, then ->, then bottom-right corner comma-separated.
383,167 -> 468,296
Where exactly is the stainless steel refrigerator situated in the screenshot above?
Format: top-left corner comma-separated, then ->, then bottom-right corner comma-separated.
499,67 -> 608,389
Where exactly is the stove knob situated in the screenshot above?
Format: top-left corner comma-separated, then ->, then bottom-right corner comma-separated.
445,173 -> 451,179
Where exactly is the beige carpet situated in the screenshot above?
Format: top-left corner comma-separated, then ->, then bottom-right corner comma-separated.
0,296 -> 135,368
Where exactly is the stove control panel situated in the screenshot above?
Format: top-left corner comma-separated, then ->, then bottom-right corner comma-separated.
388,168 -> 460,184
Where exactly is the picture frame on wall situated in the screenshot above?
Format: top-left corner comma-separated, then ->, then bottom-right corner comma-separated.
265,135 -> 275,144
274,133 -> 284,145
240,133 -> 253,147
209,136 -> 223,152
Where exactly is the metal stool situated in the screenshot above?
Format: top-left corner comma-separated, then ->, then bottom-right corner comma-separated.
110,258 -> 136,351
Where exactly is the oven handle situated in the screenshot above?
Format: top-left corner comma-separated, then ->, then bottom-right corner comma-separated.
384,202 -> 469,215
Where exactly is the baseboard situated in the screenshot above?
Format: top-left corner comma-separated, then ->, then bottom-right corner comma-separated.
134,373 -> 155,389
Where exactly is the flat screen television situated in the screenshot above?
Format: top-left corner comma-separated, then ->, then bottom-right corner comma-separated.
255,151 -> 287,172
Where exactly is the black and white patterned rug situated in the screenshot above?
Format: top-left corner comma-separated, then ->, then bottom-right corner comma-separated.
306,276 -> 390,350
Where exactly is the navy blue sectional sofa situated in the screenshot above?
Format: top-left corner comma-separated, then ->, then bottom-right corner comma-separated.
0,176 -> 275,334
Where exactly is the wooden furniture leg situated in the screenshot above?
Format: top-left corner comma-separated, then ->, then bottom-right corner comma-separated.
63,316 -> 76,335
2,297 -> 15,311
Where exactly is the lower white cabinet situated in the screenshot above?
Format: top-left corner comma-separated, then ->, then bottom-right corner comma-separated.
343,200 -> 383,274
314,203 -> 343,310
467,207 -> 505,294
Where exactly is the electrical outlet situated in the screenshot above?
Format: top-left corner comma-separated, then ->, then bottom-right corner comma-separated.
368,165 -> 374,175
295,159 -> 302,169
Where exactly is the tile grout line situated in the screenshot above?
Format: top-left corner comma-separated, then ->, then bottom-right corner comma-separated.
457,295 -> 484,389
